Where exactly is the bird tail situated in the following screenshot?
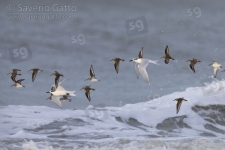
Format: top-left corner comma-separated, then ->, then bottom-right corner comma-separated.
66,91 -> 76,96
149,60 -> 159,65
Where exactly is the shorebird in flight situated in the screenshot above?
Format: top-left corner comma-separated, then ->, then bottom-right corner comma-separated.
7,69 -> 21,82
161,45 -> 175,64
85,65 -> 100,82
29,68 -> 43,82
186,58 -> 201,73
50,71 -> 63,88
110,58 -> 125,74
209,61 -> 222,78
11,79 -> 25,88
174,98 -> 187,114
80,86 -> 95,102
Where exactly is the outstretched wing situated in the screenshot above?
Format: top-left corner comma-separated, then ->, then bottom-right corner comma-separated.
135,63 -> 140,79
138,47 -> 143,58
190,64 -> 195,73
32,70 -> 38,82
213,68 -> 218,78
11,74 -> 17,82
165,45 -> 169,56
90,65 -> 95,77
176,101 -> 182,114
17,79 -> 25,83
138,64 -> 149,84
114,62 -> 120,74
55,76 -> 60,88
85,91 -> 91,102
52,96 -> 63,109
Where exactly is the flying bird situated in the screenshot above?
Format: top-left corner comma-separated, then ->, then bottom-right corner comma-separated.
80,86 -> 95,102
209,61 -> 222,78
29,68 -> 43,82
7,69 -> 21,82
130,58 -> 158,85
110,58 -> 125,74
186,58 -> 201,73
174,98 -> 187,114
161,45 -> 175,64
85,65 -> 100,82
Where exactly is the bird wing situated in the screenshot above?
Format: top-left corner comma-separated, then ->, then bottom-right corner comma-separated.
213,67 -> 218,78
52,96 -> 63,109
32,70 -> 38,82
11,74 -> 17,82
114,61 -> 120,74
138,64 -> 149,84
190,64 -> 195,73
138,47 -> 143,58
135,63 -> 140,79
56,85 -> 66,92
165,45 -> 170,56
13,69 -> 20,72
55,76 -> 60,88
176,101 -> 182,114
85,91 -> 91,102
90,65 -> 95,77
17,79 -> 25,83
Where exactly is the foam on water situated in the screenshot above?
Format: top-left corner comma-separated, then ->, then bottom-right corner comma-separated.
1,80 -> 225,149
12,138 -> 225,150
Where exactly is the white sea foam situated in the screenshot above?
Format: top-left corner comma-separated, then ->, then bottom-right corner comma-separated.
1,80 -> 225,149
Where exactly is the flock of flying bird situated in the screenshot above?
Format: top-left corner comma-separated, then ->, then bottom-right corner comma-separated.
7,46 -> 224,114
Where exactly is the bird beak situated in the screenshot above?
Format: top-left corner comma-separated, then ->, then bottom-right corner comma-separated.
129,60 -> 133,62
46,91 -> 50,93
